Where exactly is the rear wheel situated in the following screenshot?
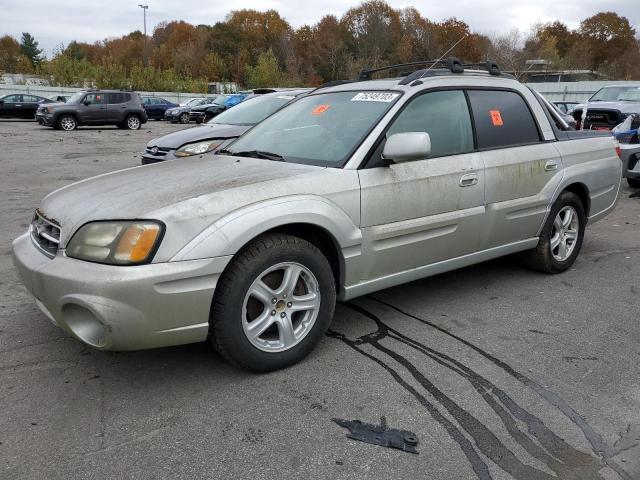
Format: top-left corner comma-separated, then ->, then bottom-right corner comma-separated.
210,233 -> 336,372
523,191 -> 586,273
125,114 -> 141,130
179,113 -> 190,124
58,115 -> 77,131
627,177 -> 640,188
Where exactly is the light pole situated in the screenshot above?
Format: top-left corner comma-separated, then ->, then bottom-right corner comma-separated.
138,4 -> 148,66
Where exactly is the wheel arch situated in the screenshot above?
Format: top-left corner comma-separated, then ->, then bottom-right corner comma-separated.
561,182 -> 591,217
170,196 -> 362,296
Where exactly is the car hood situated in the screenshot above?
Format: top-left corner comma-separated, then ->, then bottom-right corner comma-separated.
39,155 -> 322,246
42,102 -> 68,109
578,102 -> 640,114
191,103 -> 225,111
147,123 -> 250,149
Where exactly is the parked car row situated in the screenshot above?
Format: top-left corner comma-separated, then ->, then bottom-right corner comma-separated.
12,58 -> 624,372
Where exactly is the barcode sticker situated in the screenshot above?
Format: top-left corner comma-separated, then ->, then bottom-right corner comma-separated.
351,92 -> 400,102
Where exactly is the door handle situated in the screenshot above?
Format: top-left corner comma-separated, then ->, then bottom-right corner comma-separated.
15,104 -> 21,107
545,160 -> 559,171
459,173 -> 478,187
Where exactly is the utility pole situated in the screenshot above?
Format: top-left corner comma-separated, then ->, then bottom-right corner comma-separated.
138,4 -> 148,66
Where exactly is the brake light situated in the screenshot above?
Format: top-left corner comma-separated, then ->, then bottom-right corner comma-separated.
613,138 -> 622,160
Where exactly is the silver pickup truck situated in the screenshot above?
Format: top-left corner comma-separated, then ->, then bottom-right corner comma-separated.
12,59 -> 622,371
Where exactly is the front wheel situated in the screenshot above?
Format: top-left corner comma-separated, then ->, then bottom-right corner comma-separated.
179,113 -> 190,124
210,234 -> 336,372
58,115 -> 77,131
523,191 -> 586,273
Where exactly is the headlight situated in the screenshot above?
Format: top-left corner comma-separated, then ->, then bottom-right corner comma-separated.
175,140 -> 223,157
166,109 -> 175,114
66,221 -> 163,265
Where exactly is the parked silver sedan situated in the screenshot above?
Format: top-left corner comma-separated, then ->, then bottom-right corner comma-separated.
12,62 -> 622,371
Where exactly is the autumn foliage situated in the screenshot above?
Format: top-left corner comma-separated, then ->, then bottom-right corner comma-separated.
0,2 -> 638,91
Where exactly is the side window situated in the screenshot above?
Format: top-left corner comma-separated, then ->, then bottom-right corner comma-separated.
3,94 -> 22,102
107,93 -> 127,104
467,90 -> 540,149
23,95 -> 40,103
386,90 -> 474,158
84,93 -> 106,105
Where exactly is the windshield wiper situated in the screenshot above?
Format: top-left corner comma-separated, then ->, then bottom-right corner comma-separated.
223,150 -> 286,162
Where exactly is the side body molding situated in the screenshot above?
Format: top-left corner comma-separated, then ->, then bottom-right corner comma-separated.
171,195 -> 363,282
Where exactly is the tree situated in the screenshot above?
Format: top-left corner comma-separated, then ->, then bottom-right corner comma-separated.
20,32 -> 44,67
579,12 -> 636,70
245,49 -> 285,87
341,0 -> 402,70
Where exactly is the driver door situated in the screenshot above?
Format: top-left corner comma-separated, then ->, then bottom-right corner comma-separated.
358,89 -> 486,281
78,93 -> 108,124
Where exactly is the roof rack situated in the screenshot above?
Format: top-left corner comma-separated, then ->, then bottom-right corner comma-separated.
359,57 -> 511,84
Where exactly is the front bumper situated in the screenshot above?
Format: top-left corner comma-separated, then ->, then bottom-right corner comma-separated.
12,232 -> 231,351
619,143 -> 640,179
164,110 -> 188,122
141,148 -> 178,164
35,112 -> 54,126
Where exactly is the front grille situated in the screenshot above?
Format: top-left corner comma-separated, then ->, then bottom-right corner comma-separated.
30,210 -> 60,258
584,109 -> 624,130
145,146 -> 170,157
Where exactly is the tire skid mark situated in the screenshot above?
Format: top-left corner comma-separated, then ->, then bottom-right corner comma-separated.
369,296 -> 633,480
327,300 -> 632,480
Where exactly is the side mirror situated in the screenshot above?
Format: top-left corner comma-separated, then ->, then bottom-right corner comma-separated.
382,132 -> 431,163
83,100 -> 91,106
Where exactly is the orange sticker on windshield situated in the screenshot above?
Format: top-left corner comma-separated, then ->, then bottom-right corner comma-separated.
311,104 -> 331,115
490,110 -> 503,126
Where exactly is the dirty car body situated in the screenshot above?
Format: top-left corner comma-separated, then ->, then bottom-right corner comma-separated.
12,63 -> 622,371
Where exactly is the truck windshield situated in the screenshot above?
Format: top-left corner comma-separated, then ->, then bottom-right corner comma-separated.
590,86 -> 640,102
223,91 -> 400,167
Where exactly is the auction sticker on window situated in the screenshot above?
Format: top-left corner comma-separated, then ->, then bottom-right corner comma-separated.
490,110 -> 504,126
311,104 -> 331,115
351,92 -> 400,102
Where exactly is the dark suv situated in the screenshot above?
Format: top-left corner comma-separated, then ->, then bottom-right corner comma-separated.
36,90 -> 147,131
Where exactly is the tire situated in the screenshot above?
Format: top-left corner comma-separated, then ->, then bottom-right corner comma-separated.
210,233 -> 336,372
58,115 -> 77,131
179,113 -> 190,124
195,118 -> 203,125
627,177 -> 640,188
523,191 -> 586,274
125,114 -> 141,130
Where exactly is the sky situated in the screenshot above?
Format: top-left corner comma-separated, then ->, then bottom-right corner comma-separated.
1,0 -> 638,56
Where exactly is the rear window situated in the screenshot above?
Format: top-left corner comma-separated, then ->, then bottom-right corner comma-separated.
467,90 -> 540,149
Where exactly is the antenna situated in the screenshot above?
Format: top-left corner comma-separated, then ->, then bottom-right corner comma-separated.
424,34 -> 468,74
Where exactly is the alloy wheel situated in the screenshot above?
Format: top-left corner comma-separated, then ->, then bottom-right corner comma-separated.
242,262 -> 321,353
550,206 -> 579,262
60,117 -> 76,131
127,116 -> 140,129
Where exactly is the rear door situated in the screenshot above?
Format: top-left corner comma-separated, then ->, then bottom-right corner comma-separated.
106,93 -> 129,122
20,95 -> 45,118
358,89 -> 486,281
468,89 -> 564,249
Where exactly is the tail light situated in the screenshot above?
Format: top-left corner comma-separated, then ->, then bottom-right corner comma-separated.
613,138 -> 622,160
